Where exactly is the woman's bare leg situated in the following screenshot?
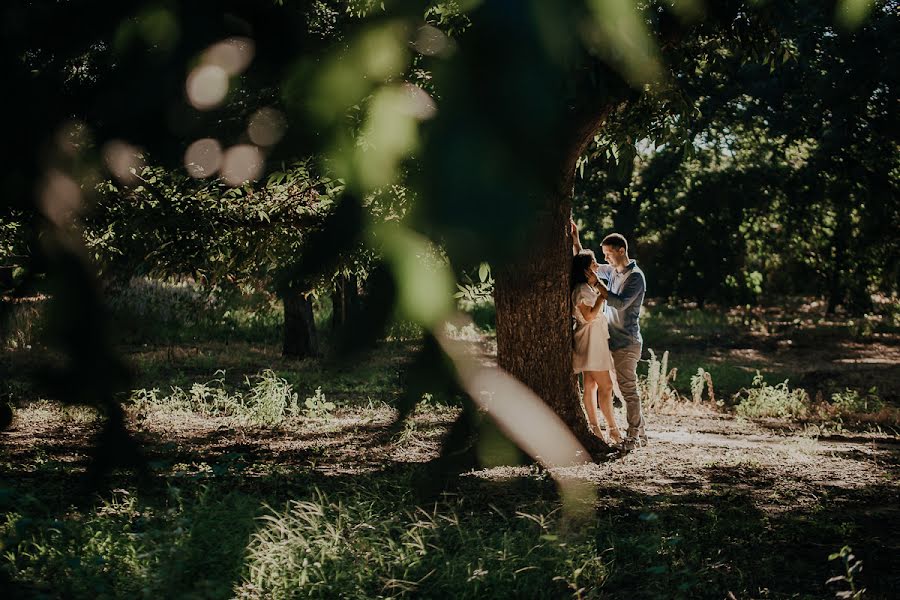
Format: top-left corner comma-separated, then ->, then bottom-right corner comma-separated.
589,370 -> 623,444
581,372 -> 602,437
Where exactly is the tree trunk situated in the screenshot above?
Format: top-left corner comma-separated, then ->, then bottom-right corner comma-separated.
494,114 -> 615,458
330,273 -> 360,330
826,197 -> 850,315
282,291 -> 319,359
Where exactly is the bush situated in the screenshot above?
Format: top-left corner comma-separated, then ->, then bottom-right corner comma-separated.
1,296 -> 45,350
107,276 -> 222,329
105,276 -> 284,344
734,373 -> 809,419
829,387 -> 884,415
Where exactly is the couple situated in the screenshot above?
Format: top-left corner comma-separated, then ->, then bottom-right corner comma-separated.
570,220 -> 647,448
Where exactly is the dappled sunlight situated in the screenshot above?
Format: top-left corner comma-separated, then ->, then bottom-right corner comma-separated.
183,137 -> 223,178
220,144 -> 265,186
203,37 -> 255,76
3,0 -> 898,597
247,107 -> 287,147
411,24 -> 454,57
39,170 -> 82,227
102,140 -> 145,184
185,64 -> 229,110
186,37 -> 255,111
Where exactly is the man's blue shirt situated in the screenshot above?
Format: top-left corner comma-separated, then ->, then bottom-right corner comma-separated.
598,260 -> 645,350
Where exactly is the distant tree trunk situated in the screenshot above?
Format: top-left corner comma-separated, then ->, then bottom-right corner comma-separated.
282,291 -> 318,358
494,110 -> 614,458
330,273 -> 360,330
826,196 -> 851,314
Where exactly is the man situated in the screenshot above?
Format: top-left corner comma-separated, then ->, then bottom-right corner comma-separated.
571,220 -> 647,447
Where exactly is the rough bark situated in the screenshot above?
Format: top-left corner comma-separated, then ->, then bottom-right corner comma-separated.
494,107 -> 616,459
282,291 -> 319,359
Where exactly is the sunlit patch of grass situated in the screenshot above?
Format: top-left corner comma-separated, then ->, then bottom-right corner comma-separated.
238,488 -> 607,599
818,388 -> 900,430
640,303 -> 745,346
130,369 -> 302,426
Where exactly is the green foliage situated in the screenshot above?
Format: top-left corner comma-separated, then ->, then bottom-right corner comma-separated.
735,373 -> 810,419
87,159 -> 345,285
2,486 -> 259,599
303,386 -> 335,418
827,545 -> 866,600
575,1 -> 899,310
454,263 -> 496,331
830,388 -> 884,416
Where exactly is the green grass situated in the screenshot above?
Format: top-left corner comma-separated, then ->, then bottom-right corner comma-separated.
2,485 -> 261,599
241,488 -> 606,599
3,459 -> 890,599
130,369 -> 305,426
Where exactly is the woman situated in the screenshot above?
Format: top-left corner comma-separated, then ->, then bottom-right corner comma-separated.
572,249 -> 623,444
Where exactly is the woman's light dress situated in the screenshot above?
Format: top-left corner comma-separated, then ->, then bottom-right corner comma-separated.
572,284 -> 621,399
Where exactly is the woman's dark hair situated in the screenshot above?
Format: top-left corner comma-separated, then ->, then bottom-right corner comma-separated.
571,250 -> 595,291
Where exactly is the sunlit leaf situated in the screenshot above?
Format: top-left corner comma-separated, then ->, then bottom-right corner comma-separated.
835,0 -> 876,30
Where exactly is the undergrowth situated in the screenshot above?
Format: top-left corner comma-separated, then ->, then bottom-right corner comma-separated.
129,369 -> 325,425
239,489 -> 606,599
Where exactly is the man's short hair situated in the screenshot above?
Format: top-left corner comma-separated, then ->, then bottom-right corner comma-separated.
601,233 -> 628,254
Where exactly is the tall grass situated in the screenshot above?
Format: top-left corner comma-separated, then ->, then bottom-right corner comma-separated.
639,349 -> 679,411
239,489 -> 607,599
130,369 -> 303,425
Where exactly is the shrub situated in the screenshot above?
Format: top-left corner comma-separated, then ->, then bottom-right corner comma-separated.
1,296 -> 45,350
106,276 -> 222,330
303,387 -> 335,418
735,372 -> 809,419
829,388 -> 884,415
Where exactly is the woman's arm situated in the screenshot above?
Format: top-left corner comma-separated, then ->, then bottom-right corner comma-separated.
571,219 -> 583,255
577,282 -> 608,322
